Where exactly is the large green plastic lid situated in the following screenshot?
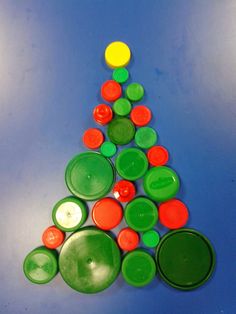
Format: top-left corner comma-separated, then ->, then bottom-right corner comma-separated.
23,246 -> 58,284
156,228 -> 215,290
125,197 -> 158,231
115,148 -> 148,181
59,227 -> 121,293
122,249 -> 156,287
65,152 -> 115,200
143,166 -> 180,202
107,117 -> 135,145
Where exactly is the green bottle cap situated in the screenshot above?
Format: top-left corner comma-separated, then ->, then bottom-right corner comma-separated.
143,166 -> 180,202
107,117 -> 135,145
100,141 -> 117,158
156,228 -> 215,290
115,148 -> 148,181
112,67 -> 129,84
113,98 -> 132,116
125,197 -> 158,232
125,83 -> 144,102
142,230 -> 160,248
65,152 -> 115,200
23,246 -> 58,284
59,227 -> 121,293
135,127 -> 158,149
52,196 -> 87,232
122,249 -> 156,287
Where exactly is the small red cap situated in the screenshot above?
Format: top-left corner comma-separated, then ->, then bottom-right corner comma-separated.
42,226 -> 65,249
82,128 -> 104,149
117,228 -> 139,251
147,145 -> 169,166
159,199 -> 189,229
130,105 -> 152,126
92,198 -> 123,230
113,180 -> 136,202
93,104 -> 113,125
101,80 -> 122,102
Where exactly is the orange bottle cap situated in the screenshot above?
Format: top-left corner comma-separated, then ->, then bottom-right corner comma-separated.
159,199 -> 189,229
117,228 -> 139,251
42,225 -> 65,249
101,80 -> 122,102
130,105 -> 152,126
82,128 -> 104,149
93,104 -> 113,125
147,145 -> 169,166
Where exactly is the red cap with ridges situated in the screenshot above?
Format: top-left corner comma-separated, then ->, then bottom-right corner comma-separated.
113,180 -> 136,202
93,104 -> 113,125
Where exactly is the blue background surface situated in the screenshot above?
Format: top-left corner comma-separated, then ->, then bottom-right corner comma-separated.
0,1 -> 235,313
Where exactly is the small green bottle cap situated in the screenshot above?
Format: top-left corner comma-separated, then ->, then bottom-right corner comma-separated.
142,230 -> 160,248
125,197 -> 158,232
125,82 -> 144,102
122,249 -> 156,287
100,141 -> 117,158
52,196 -> 87,232
112,67 -> 129,84
59,227 -> 121,293
115,148 -> 148,181
156,228 -> 216,290
143,166 -> 180,202
107,117 -> 135,145
65,152 -> 115,200
135,127 -> 158,149
23,246 -> 58,284
113,98 -> 132,116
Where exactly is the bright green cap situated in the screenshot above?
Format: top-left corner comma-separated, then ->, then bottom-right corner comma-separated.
100,141 -> 117,158
142,230 -> 160,248
122,249 -> 156,287
135,127 -> 157,149
113,98 -> 132,116
115,148 -> 148,181
112,67 -> 129,84
125,82 -> 144,102
107,117 -> 135,145
143,166 -> 180,202
125,197 -> 158,231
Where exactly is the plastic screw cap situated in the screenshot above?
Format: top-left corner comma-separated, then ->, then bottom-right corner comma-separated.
100,141 -> 117,158
147,146 -> 169,166
93,104 -> 113,125
65,152 -> 115,200
125,197 -> 158,232
105,41 -> 131,69
92,198 -> 123,230
59,227 -> 121,293
135,127 -> 158,149
122,249 -> 156,287
156,228 -> 216,290
101,80 -> 122,102
42,226 -> 65,249
113,98 -> 132,116
112,68 -> 129,84
82,128 -> 104,149
159,199 -> 189,229
143,166 -> 180,202
125,83 -> 144,102
115,148 -> 148,181
130,105 -> 152,126
52,196 -> 87,232
107,117 -> 135,145
113,180 -> 136,202
117,228 -> 139,251
142,230 -> 160,248
23,247 -> 58,284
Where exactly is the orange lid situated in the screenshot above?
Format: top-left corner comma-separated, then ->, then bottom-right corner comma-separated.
159,199 -> 189,229
82,128 -> 104,149
117,228 -> 139,251
93,104 -> 113,125
147,145 -> 169,166
42,225 -> 65,249
113,180 -> 136,202
92,198 -> 123,230
130,105 -> 152,126
101,80 -> 122,102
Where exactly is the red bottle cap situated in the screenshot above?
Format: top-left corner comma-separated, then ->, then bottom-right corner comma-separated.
82,128 -> 104,149
117,228 -> 139,251
130,105 -> 152,126
92,198 -> 123,230
93,104 -> 113,125
42,225 -> 65,249
101,80 -> 122,102
113,180 -> 136,202
159,199 -> 189,229
147,145 -> 169,166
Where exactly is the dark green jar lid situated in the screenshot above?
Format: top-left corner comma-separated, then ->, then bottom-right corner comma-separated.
125,83 -> 144,102
115,148 -> 148,181
23,246 -> 58,284
113,98 -> 132,116
143,166 -> 180,202
156,228 -> 215,290
135,127 -> 158,149
112,67 -> 129,84
122,249 -> 156,287
65,152 -> 115,200
59,227 -> 121,293
125,197 -> 158,232
107,117 -> 135,145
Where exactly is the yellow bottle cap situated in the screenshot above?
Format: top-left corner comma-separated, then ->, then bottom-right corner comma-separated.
105,41 -> 131,69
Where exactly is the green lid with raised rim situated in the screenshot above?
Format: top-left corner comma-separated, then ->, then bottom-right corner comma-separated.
125,83 -> 144,102
135,127 -> 158,149
107,117 -> 135,145
112,68 -> 129,84
100,141 -> 117,158
113,98 -> 132,116
142,230 -> 160,248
